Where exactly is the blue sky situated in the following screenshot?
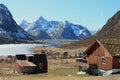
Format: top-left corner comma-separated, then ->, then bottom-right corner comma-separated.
0,0 -> 120,30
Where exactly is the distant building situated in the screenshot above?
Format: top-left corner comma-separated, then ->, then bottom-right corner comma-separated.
14,54 -> 48,74
85,39 -> 120,75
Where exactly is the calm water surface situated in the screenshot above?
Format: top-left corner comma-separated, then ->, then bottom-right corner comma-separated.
0,43 -> 60,56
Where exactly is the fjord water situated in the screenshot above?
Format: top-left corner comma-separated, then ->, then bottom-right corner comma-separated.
0,44 -> 59,56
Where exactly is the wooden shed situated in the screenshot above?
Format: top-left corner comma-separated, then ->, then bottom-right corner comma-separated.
85,39 -> 120,75
14,54 -> 48,74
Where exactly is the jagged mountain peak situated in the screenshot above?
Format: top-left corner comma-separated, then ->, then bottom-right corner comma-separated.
0,3 -> 18,32
0,4 -> 12,18
36,16 -> 48,24
21,20 -> 28,24
0,3 -> 12,23
64,20 -> 73,25
38,16 -> 47,20
64,20 -> 70,23
0,3 -> 32,40
0,3 -> 6,7
20,20 -> 30,30
20,17 -> 91,40
61,10 -> 120,49
0,3 -> 9,12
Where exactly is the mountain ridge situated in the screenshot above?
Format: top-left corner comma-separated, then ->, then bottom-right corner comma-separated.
20,17 -> 91,40
60,10 -> 120,49
0,3 -> 33,41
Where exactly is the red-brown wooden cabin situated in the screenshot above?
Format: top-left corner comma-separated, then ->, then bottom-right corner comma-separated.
14,54 -> 48,74
84,39 -> 120,75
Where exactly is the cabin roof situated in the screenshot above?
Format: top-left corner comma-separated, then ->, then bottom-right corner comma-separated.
85,39 -> 120,56
100,39 -> 120,56
16,54 -> 27,60
17,60 -> 36,67
25,54 -> 34,57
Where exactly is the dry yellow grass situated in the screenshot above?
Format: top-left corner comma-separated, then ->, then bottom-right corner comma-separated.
33,46 -> 87,56
0,45 -> 120,80
0,59 -> 120,80
2,75 -> 120,80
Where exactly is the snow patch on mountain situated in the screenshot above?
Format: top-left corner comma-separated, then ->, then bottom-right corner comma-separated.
0,4 -> 33,40
20,17 -> 91,40
20,20 -> 30,30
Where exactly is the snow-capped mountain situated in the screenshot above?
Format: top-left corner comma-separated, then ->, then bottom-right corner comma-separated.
71,24 -> 91,39
49,21 -> 78,40
30,30 -> 51,39
24,17 -> 60,33
0,4 -> 32,40
49,21 -> 91,40
19,20 -> 30,31
27,17 -> 49,32
20,17 -> 91,40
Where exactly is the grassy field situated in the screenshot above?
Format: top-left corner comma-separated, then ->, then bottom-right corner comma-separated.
33,46 -> 87,56
0,59 -> 120,80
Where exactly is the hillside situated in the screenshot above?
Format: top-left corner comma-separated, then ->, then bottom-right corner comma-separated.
61,10 -> 120,49
0,4 -> 33,43
0,35 -> 13,44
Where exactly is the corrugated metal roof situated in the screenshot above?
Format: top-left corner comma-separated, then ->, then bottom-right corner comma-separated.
17,60 -> 36,67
